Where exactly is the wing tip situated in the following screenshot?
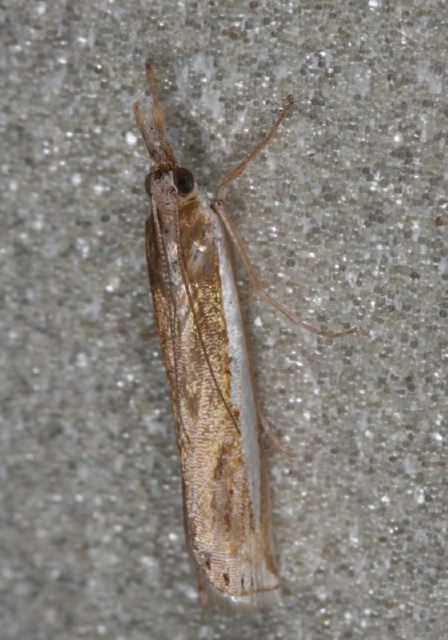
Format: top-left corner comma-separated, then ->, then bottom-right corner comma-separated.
197,567 -> 281,611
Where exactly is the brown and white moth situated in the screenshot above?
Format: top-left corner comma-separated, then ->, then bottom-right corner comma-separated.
134,64 -> 355,609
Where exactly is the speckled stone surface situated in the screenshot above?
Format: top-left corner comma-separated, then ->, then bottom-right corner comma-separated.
1,1 -> 447,638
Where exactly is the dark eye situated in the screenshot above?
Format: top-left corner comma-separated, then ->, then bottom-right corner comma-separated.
173,167 -> 194,195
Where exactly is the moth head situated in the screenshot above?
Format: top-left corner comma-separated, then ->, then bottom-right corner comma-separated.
144,165 -> 197,201
134,65 -> 199,202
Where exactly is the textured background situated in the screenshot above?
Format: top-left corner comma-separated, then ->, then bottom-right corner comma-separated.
1,1 -> 447,639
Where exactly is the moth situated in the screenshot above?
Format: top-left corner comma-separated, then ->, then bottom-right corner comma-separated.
134,63 -> 355,609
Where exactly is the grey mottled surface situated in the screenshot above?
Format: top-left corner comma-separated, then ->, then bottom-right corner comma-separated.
1,1 -> 447,639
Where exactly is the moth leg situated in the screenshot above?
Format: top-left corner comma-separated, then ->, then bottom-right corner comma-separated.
214,96 -> 294,204
212,97 -> 357,338
211,199 -> 357,338
258,409 -> 294,458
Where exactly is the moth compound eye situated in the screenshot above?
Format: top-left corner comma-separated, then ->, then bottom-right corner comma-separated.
173,167 -> 195,195
144,174 -> 152,197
